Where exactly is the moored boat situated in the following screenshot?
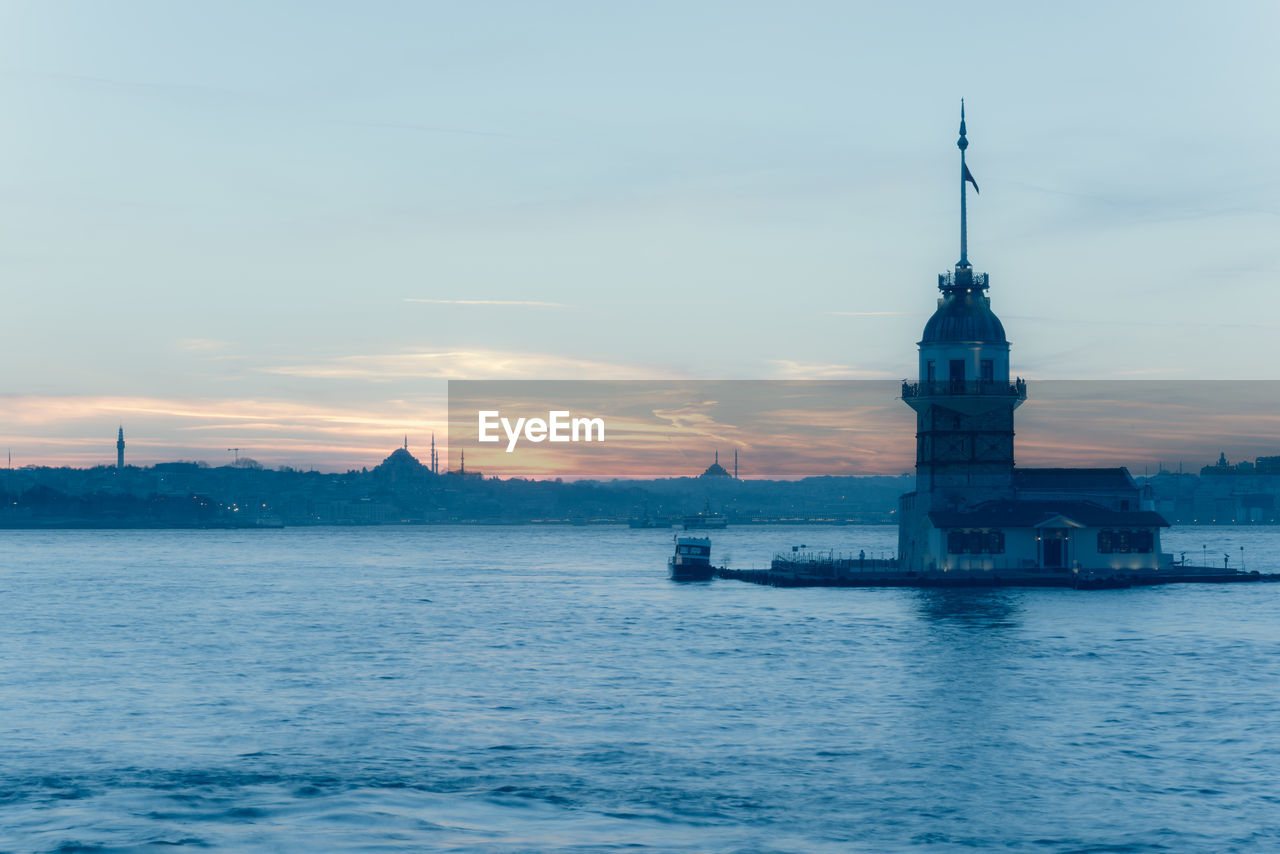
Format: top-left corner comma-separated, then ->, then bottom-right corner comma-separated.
670,536 -> 715,581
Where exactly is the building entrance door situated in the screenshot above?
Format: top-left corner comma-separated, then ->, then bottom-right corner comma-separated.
1042,530 -> 1066,569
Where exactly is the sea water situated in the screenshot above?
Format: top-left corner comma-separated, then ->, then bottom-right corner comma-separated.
0,525 -> 1277,852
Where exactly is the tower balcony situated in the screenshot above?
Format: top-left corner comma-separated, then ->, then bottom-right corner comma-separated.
938,269 -> 989,294
902,378 -> 1027,400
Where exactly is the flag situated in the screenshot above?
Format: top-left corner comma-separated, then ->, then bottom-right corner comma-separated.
963,163 -> 980,195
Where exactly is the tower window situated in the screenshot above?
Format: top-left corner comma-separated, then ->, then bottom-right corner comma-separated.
926,360 -> 936,382
981,359 -> 993,384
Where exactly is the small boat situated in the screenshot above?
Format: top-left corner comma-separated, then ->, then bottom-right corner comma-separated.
670,536 -> 715,581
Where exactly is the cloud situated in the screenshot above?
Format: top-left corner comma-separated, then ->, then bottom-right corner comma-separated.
767,361 -> 898,380
403,298 -> 573,309
328,119 -> 522,139
0,395 -> 442,431
178,338 -> 234,352
1003,314 -> 1280,332
262,349 -> 666,381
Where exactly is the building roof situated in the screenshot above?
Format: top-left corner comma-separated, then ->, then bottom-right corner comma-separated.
921,292 -> 1007,345
929,499 -> 1168,529
1013,467 -> 1136,491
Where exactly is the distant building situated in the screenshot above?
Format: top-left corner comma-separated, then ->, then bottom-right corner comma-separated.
445,448 -> 483,479
1199,452 -> 1280,477
897,105 -> 1170,573
116,426 -> 125,470
699,451 -> 732,478
1180,453 -> 1280,523
371,438 -> 449,486
1201,452 -> 1247,476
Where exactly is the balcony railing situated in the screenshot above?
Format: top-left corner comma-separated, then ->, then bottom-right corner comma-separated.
938,270 -> 989,292
902,378 -> 1027,399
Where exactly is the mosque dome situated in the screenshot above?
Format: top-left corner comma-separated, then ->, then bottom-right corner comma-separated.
373,446 -> 424,478
700,452 -> 732,478
380,447 -> 421,467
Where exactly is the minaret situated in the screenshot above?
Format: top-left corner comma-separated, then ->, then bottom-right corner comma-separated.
116,426 -> 125,470
898,103 -> 1026,571
734,449 -> 738,479
430,433 -> 437,474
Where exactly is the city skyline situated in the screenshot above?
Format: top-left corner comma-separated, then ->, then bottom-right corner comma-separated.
2,1 -> 1278,469
13,380 -> 1280,479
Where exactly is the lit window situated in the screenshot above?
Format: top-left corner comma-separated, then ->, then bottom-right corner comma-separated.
947,529 -> 1004,554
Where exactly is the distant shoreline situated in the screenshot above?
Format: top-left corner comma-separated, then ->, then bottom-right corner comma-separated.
1,519 -> 1273,531
0,518 -> 890,530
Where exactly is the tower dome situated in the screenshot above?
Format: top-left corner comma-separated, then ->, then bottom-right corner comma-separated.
921,289 -> 1007,344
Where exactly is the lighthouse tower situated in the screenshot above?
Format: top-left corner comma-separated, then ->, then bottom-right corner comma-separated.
898,103 -> 1027,570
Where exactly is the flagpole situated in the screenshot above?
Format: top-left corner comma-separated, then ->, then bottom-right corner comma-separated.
958,99 -> 968,267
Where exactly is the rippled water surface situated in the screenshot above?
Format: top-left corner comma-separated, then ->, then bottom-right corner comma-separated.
1,525 -> 1279,852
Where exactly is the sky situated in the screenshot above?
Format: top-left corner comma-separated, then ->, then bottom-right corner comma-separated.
1,0 -> 1278,470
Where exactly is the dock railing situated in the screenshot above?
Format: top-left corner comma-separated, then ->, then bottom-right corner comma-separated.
771,549 -> 899,576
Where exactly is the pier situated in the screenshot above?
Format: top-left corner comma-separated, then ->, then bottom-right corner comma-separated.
714,551 -> 1279,589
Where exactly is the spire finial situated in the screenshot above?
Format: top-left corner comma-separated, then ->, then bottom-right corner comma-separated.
958,99 -> 970,269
